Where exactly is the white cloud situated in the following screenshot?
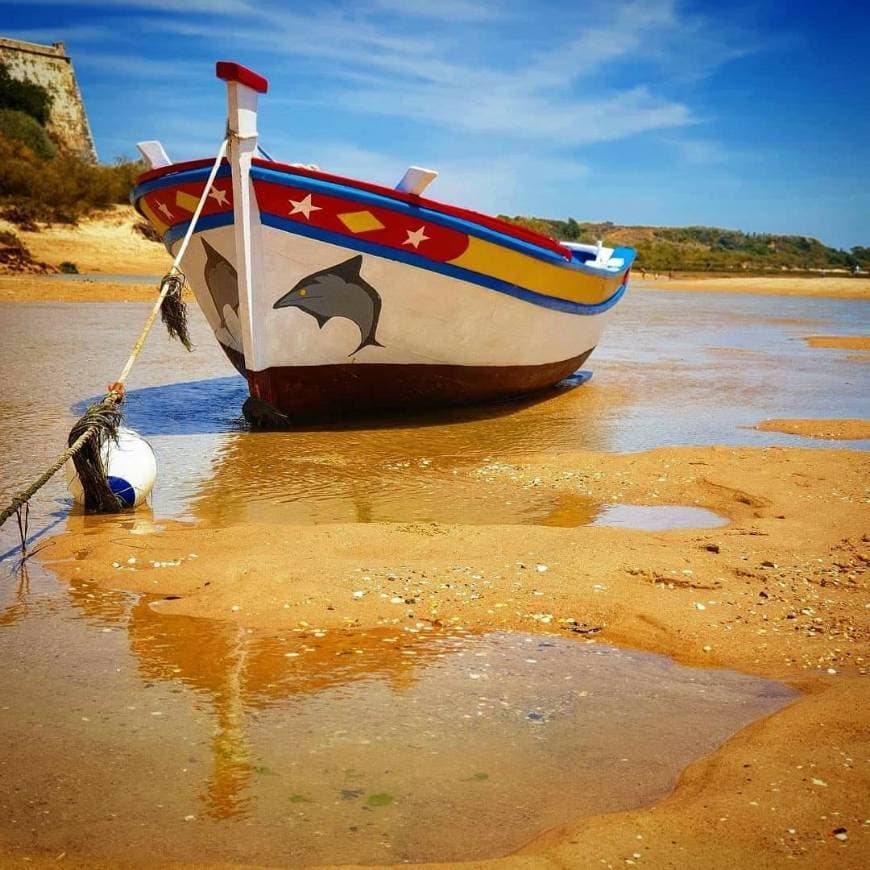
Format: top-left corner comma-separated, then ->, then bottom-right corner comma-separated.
370,0 -> 501,22
7,2 -> 760,162
3,0 -> 253,13
124,1 -> 711,148
257,139 -> 588,216
664,137 -> 728,164
1,25 -> 114,44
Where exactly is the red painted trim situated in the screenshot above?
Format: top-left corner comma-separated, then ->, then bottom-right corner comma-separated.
215,61 -> 268,94
134,157 -> 570,259
135,157 -> 227,185
254,159 -> 570,259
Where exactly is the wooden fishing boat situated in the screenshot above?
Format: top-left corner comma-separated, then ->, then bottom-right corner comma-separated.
132,62 -> 634,422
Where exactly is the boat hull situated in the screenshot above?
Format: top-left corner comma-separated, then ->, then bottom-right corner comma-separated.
244,352 -> 593,420
133,159 -> 632,420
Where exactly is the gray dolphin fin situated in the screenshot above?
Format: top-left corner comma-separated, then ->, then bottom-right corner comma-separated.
335,255 -> 363,280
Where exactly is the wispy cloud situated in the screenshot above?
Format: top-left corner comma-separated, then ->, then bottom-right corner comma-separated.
1,1 -> 763,215
664,137 -> 728,164
122,0 -> 736,147
14,0 -> 748,152
2,25 -> 114,44
2,0 -> 253,13
370,0 -> 502,22
259,139 -> 589,215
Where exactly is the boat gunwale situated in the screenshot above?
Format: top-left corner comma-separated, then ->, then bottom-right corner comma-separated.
133,161 -> 635,280
134,157 -> 571,260
156,207 -> 632,316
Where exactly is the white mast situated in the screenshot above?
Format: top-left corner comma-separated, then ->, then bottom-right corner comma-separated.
216,61 -> 268,374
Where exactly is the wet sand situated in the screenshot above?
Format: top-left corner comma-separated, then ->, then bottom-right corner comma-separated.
5,272 -> 869,303
632,273 -> 870,299
1,288 -> 868,867
0,274 -> 159,303
805,335 -> 870,350
34,445 -> 870,868
756,418 -> 870,440
635,275 -> 870,299
0,274 -> 194,303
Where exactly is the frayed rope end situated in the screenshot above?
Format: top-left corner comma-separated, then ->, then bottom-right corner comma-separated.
160,273 -> 193,351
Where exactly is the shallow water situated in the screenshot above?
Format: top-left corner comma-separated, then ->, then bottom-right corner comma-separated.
592,503 -> 728,531
0,288 -> 863,863
1,291 -> 867,535
0,566 -> 794,865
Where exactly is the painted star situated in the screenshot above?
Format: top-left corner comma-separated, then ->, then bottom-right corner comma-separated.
155,200 -> 174,221
403,226 -> 429,248
208,187 -> 230,207
288,194 -> 321,220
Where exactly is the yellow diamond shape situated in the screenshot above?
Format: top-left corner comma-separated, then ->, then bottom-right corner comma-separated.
175,190 -> 200,213
337,210 -> 385,234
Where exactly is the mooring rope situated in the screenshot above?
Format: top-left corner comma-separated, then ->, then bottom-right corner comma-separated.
0,138 -> 229,540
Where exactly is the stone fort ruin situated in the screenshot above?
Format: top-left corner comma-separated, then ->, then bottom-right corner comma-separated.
0,37 -> 97,161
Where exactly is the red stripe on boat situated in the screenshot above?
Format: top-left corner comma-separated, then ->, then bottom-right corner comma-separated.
254,180 -> 469,262
135,158 -> 571,260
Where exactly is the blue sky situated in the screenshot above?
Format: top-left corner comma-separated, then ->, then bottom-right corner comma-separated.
2,0 -> 867,248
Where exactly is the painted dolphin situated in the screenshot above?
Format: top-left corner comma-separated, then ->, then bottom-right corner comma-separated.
273,255 -> 384,355
202,239 -> 240,333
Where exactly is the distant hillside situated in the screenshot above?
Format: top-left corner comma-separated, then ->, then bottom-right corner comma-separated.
500,216 -> 869,274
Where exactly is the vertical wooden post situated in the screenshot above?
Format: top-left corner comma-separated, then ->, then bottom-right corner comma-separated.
216,62 -> 268,373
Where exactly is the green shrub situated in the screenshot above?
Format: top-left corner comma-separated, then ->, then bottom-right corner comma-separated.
0,134 -> 145,223
0,63 -> 52,126
58,260 -> 78,273
0,109 -> 55,159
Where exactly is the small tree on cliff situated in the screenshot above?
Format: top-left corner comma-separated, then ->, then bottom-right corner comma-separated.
0,62 -> 53,126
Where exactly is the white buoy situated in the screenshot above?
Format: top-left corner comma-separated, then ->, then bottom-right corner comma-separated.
65,427 -> 157,508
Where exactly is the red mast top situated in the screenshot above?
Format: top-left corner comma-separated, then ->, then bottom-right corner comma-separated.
215,61 -> 268,94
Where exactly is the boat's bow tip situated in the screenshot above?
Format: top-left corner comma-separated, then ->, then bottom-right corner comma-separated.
215,60 -> 268,94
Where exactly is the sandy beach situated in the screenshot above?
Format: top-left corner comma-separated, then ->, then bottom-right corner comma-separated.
35,444 -> 870,868
1,221 -> 868,869
0,206 -> 169,276
2,272 -> 867,304
4,3 -> 870,864
2,208 -> 869,303
756,419 -> 870,440
805,336 -> 870,351
634,274 -> 870,300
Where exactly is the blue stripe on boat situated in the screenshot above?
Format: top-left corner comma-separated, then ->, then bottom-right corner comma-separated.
133,164 -> 631,278
163,211 -> 630,316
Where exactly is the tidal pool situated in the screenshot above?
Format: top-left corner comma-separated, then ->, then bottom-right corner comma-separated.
0,569 -> 794,866
592,503 -> 728,531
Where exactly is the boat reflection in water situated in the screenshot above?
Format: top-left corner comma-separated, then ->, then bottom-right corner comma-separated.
184,375 -> 625,528
51,565 -> 794,866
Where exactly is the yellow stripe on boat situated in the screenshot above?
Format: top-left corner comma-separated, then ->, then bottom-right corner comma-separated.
139,199 -> 169,237
175,190 -> 201,213
449,236 -> 623,306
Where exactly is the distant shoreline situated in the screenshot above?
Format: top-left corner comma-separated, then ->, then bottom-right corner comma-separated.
1,206 -> 868,302
2,271 -> 869,304
633,274 -> 870,299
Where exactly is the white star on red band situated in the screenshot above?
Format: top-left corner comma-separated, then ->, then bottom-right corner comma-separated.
289,194 -> 321,219
403,226 -> 429,248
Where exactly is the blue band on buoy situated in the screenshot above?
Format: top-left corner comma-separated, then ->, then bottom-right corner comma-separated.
108,475 -> 137,508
